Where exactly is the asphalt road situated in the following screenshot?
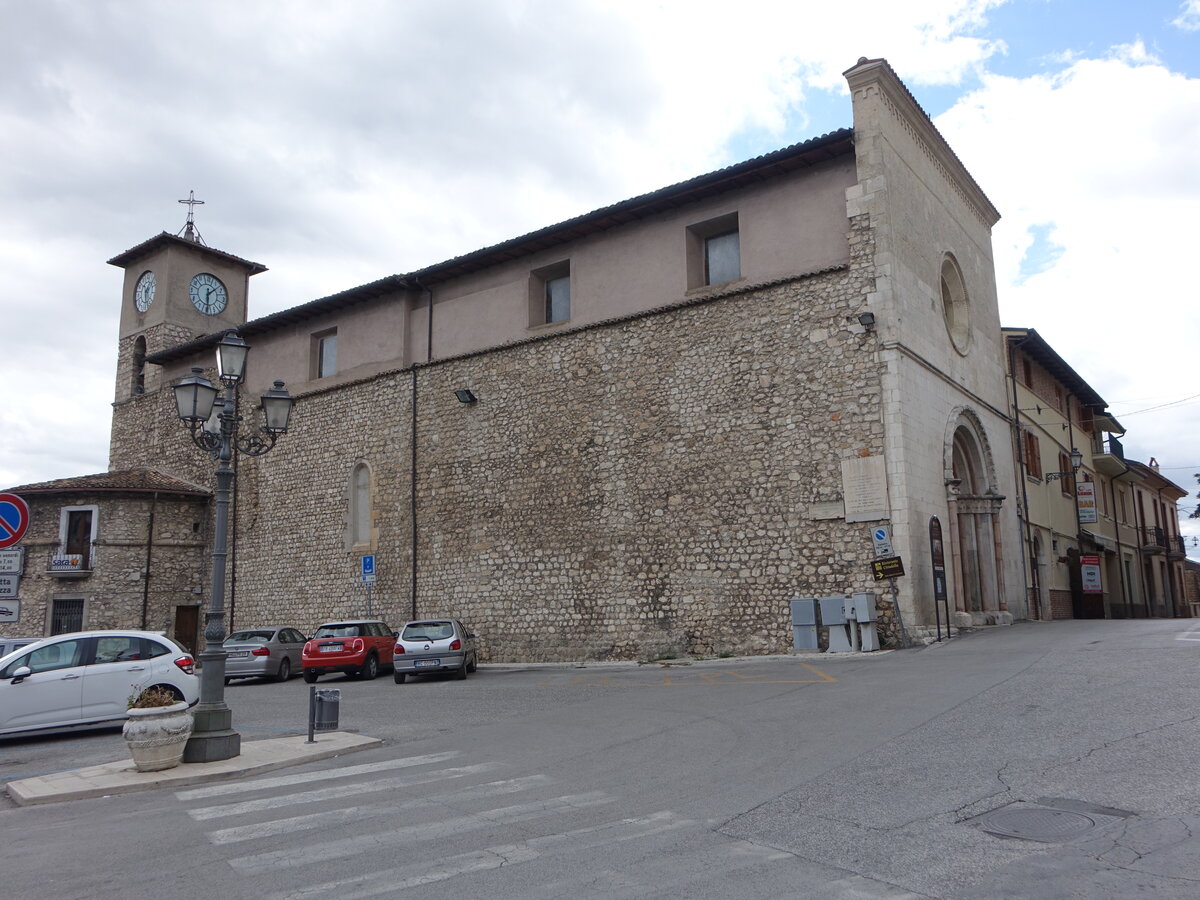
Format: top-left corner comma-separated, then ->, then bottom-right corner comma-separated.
3,619 -> 1199,898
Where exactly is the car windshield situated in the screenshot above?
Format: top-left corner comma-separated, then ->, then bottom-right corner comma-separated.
226,631 -> 274,643
402,622 -> 454,641
314,625 -> 361,638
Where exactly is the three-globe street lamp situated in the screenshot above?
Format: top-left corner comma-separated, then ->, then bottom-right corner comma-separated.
172,331 -> 294,762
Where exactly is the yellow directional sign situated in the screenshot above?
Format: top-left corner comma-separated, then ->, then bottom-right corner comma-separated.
871,555 -> 906,580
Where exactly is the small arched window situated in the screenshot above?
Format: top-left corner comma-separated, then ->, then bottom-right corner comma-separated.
132,336 -> 147,395
349,462 -> 372,548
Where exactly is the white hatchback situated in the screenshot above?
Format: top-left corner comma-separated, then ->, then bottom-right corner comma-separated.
0,631 -> 199,736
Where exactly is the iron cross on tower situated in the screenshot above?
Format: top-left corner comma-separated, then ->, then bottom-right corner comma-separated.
177,190 -> 207,245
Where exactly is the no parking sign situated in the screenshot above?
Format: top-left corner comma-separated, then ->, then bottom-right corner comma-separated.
0,493 -> 30,550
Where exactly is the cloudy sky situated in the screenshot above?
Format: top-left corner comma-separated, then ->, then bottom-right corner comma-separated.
3,0 -> 1198,546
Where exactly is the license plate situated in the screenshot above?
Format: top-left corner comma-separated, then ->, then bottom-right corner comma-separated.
320,644 -> 343,653
414,659 -> 440,667
228,651 -> 249,658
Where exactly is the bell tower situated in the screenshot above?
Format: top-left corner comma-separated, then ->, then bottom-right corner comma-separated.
108,194 -> 267,403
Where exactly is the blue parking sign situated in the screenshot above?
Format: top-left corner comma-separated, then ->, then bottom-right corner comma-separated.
361,555 -> 375,577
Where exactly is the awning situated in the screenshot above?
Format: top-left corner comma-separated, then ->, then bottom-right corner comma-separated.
1081,529 -> 1117,553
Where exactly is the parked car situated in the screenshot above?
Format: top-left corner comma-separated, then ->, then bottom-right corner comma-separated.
302,620 -> 396,682
223,627 -> 307,683
0,630 -> 198,736
0,636 -> 38,658
393,618 -> 477,683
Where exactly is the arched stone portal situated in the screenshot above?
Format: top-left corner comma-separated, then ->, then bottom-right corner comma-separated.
943,408 -> 1011,625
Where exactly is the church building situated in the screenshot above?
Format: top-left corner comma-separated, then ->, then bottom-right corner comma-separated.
22,59 -> 1028,660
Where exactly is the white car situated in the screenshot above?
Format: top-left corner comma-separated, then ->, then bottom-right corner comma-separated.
0,631 -> 199,736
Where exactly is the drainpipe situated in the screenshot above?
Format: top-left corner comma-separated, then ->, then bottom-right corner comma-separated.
1008,336 -> 1039,619
141,490 -> 159,630
1110,466 -> 1133,611
409,281 -> 434,621
410,366 -> 419,621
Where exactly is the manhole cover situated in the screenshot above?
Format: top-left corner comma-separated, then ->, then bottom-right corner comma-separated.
977,806 -> 1098,842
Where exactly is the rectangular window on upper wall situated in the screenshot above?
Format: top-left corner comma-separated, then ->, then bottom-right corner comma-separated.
686,212 -> 741,289
529,261 -> 570,327
1023,431 -> 1042,479
313,329 -> 337,378
1058,452 -> 1075,495
58,506 -> 96,570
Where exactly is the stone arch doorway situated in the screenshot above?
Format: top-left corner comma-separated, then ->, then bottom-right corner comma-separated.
944,409 -> 1010,624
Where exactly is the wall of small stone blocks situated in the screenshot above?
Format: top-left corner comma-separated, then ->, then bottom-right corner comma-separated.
7,492 -> 209,645
217,256 -> 891,661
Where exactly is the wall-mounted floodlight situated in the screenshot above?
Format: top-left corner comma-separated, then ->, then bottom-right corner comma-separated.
857,311 -> 876,329
454,389 -> 477,404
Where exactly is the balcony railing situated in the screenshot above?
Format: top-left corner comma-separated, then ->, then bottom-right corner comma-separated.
1139,526 -> 1166,553
1105,435 -> 1125,460
47,544 -> 94,576
1169,534 -> 1187,559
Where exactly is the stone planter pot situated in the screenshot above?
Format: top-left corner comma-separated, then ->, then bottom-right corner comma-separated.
123,702 -> 194,772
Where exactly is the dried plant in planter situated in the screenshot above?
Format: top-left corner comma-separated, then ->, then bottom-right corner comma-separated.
127,685 -> 181,709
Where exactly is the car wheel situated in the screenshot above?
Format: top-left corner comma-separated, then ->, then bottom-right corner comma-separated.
276,658 -> 291,682
303,669 -> 318,684
393,671 -> 406,684
361,654 -> 379,680
456,659 -> 468,680
467,652 -> 477,673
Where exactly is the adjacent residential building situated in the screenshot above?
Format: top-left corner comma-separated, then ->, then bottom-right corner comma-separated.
1004,328 -> 1188,620
0,470 -> 210,650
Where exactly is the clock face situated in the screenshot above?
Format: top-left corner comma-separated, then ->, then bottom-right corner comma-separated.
134,271 -> 156,312
189,273 -> 228,315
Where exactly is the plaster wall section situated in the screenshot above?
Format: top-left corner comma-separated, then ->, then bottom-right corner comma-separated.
411,157 -> 856,363
845,58 -> 1023,621
116,242 -> 250,342
242,287 -> 412,396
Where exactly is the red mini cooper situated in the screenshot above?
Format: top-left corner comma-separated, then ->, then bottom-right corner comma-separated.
302,620 -> 396,682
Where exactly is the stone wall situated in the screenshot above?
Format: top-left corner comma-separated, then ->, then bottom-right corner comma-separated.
208,247 -> 891,661
8,492 -> 209,645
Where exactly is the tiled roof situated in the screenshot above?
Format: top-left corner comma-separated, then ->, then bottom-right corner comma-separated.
107,232 -> 268,275
4,468 -> 210,497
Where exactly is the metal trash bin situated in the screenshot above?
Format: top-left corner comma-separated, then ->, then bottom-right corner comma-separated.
308,687 -> 341,741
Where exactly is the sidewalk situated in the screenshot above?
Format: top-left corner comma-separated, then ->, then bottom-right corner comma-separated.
6,730 -> 381,807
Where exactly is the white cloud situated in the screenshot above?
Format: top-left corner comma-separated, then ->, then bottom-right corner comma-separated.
934,53 -> 1200,488
3,0 -> 1197,521
1173,0 -> 1200,32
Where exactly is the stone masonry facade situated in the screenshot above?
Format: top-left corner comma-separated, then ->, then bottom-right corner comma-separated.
109,212 -> 892,662
9,490 -> 209,645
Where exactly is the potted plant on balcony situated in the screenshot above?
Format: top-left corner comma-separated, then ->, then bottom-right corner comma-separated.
123,685 -> 194,772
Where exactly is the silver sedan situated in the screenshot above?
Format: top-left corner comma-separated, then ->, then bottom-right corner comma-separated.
393,619 -> 477,683
223,627 -> 307,683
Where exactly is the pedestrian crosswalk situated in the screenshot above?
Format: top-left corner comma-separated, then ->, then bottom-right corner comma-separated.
173,749 -> 910,898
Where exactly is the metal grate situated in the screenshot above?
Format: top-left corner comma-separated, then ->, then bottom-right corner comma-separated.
51,598 -> 84,635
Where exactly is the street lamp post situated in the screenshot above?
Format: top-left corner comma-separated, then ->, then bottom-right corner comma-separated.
172,331 -> 293,763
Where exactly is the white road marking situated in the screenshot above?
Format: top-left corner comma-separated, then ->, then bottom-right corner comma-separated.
175,751 -> 460,800
1175,629 -> 1200,641
268,811 -> 693,899
230,791 -> 617,871
188,762 -> 502,820
206,774 -> 552,844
